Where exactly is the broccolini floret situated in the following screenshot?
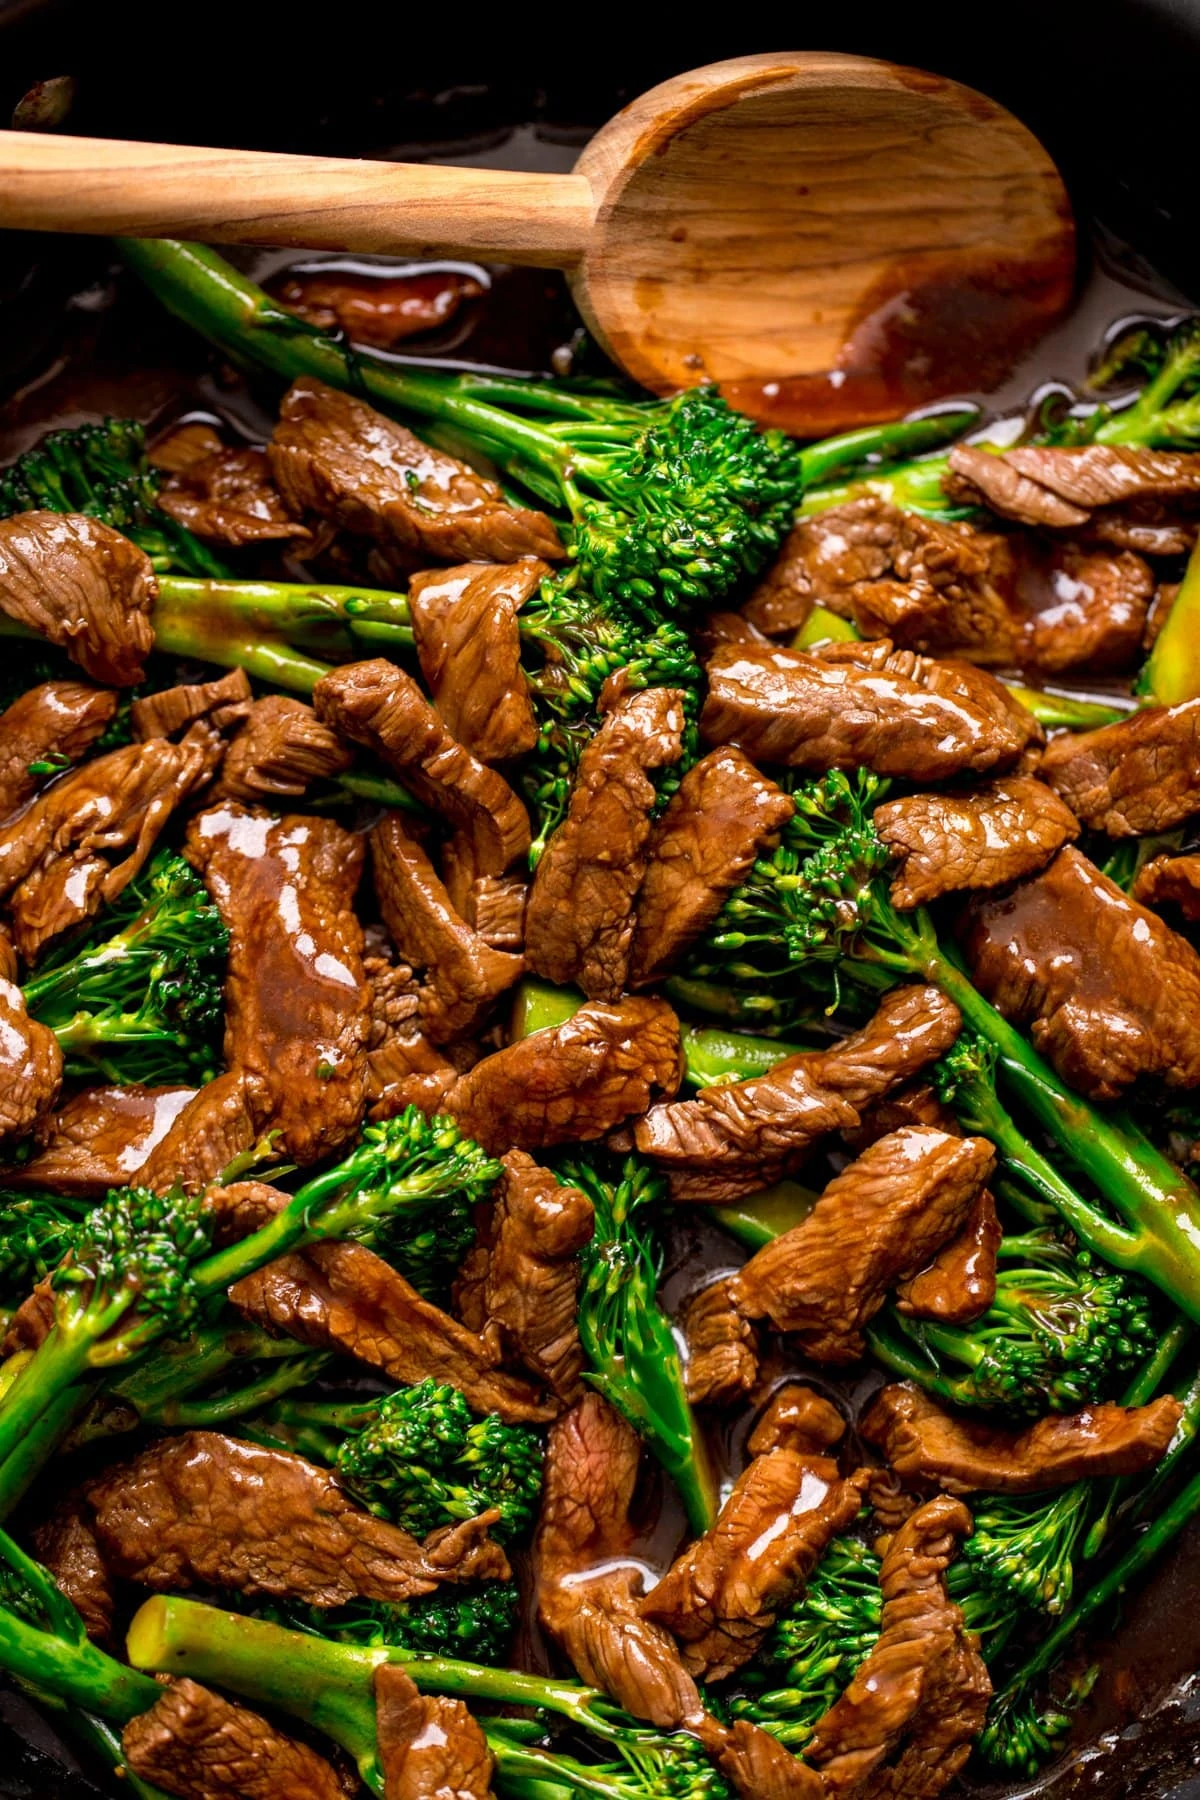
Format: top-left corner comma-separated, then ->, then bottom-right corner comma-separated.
23,849 -> 228,1086
867,1232 -> 1158,1415
561,1151 -> 716,1533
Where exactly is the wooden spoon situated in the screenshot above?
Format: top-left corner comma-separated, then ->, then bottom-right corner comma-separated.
0,53 -> 1074,430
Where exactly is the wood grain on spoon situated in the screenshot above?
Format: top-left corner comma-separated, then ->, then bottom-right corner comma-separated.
0,52 -> 1074,429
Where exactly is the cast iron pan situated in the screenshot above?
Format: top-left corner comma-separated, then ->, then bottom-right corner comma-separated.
0,1 -> 1198,1793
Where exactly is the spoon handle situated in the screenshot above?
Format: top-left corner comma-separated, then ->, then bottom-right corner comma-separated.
0,131 -> 593,266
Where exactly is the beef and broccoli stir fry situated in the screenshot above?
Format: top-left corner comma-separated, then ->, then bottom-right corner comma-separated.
0,233 -> 1199,1800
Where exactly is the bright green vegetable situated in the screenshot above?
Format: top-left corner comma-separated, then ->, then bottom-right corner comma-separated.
22,849 -> 227,1086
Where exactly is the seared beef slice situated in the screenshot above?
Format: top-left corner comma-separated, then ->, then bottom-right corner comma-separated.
807,1496 -> 991,1797
270,375 -> 563,565
0,681 -> 117,821
641,1446 -> 867,1679
0,511 -> 155,684
629,746 -> 794,985
1039,699 -> 1200,837
371,813 -> 523,1044
525,685 -> 685,1000
123,1679 -> 345,1800
86,1431 -> 509,1604
140,806 -> 369,1190
629,984 -> 961,1202
863,1383 -> 1181,1493
961,845 -> 1200,1099
375,1665 -> 496,1800
875,778 -> 1078,910
732,1128 -> 995,1361
409,558 -> 543,762
701,639 -> 1038,779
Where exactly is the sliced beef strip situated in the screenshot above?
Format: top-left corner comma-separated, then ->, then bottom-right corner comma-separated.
11,1083 -> 195,1196
445,995 -> 682,1153
946,442 -> 1200,535
525,686 -> 686,1000
137,1069 -> 258,1196
895,1188 -> 1002,1325
874,777 -> 1079,910
374,1665 -> 496,1800
747,1385 -> 846,1458
1039,699 -> 1200,837
626,984 -> 961,1204
157,442 -> 311,549
366,1033 -> 459,1122
31,1495 -> 115,1646
122,1678 -> 344,1800
269,267 -> 484,348
313,659 -> 530,875
0,964 -> 62,1142
807,1496 -> 991,1799
862,1383 -> 1183,1494
269,377 -> 563,567
0,681 -> 117,821
1015,540 -> 1154,675
85,1430 -> 510,1605
742,497 -> 902,637
371,813 -> 523,1045
534,1392 -> 708,1731
183,804 -> 370,1165
1133,852 -> 1200,921
682,1276 -> 761,1407
230,1238 -> 554,1423
409,558 -> 543,763
0,726 -> 221,961
701,640 -> 1038,781
960,845 -> 1200,1099
731,1128 -> 995,1362
131,669 -> 252,743
844,1082 -> 960,1153
641,1448 -> 869,1680
215,695 -> 354,805
459,870 -> 528,951
845,514 -> 1020,667
0,511 -> 155,685
629,746 -> 794,986
708,1720 -> 826,1800
471,1150 -> 594,1403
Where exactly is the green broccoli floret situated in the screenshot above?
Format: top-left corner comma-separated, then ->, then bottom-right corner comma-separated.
728,1535 -> 881,1749
0,418 -> 227,576
684,768 -> 1200,1325
264,1582 -> 519,1665
956,1486 -> 1093,1619
22,849 -> 228,1086
268,1380 -> 544,1545
867,1232 -> 1157,1415
560,1152 -> 716,1533
0,1191 -> 93,1307
371,1202 -> 476,1307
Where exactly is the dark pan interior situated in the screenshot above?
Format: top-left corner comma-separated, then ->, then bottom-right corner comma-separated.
0,1 -> 1199,1793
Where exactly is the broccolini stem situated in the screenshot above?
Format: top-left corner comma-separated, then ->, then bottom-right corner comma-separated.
0,1594 -> 159,1723
0,1378 -> 97,1520
993,1371 -> 1200,1714
795,411 -> 979,485
118,241 -> 573,484
126,1595 -> 663,1785
1001,685 -> 1127,731
161,1352 -> 331,1430
919,942 -> 1200,1316
1142,535 -> 1200,703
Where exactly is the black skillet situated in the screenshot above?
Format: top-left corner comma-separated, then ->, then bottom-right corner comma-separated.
0,0 -> 1198,1792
